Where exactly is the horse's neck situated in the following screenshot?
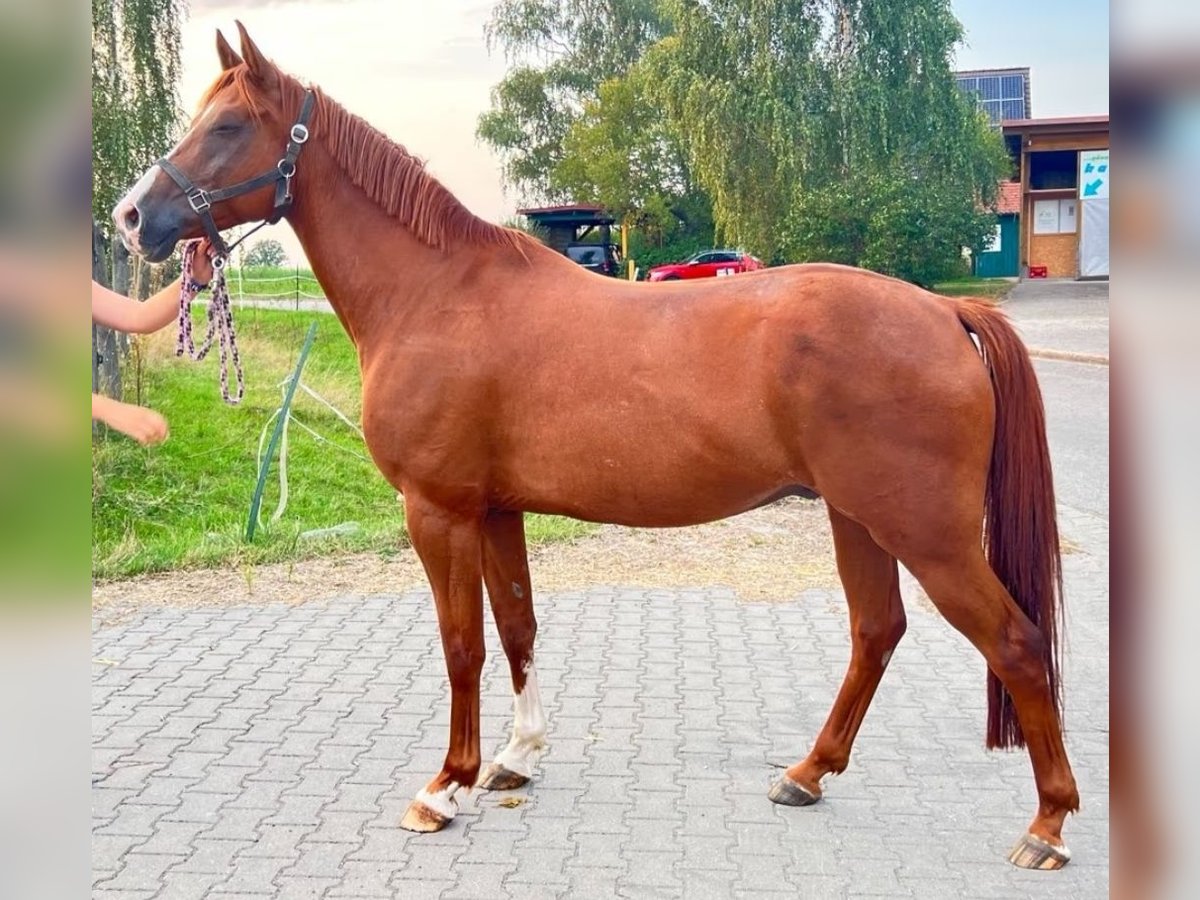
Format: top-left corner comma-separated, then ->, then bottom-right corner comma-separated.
284,150 -> 463,345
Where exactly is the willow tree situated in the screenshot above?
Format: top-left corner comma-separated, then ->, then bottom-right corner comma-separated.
645,1 -> 821,259
91,0 -> 186,398
652,0 -> 1008,278
92,0 -> 186,234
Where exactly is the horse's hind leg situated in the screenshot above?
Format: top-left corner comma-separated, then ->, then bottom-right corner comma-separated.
770,506 -> 906,806
477,509 -> 548,791
906,548 -> 1079,868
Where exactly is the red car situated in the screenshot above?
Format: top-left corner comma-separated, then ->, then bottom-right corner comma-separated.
646,249 -> 764,282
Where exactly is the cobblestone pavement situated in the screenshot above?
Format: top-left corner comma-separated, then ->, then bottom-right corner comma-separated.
92,497 -> 1108,900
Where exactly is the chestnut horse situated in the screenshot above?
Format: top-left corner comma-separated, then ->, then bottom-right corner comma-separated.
114,24 -> 1079,869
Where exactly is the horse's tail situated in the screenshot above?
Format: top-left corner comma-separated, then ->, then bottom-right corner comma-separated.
955,299 -> 1063,750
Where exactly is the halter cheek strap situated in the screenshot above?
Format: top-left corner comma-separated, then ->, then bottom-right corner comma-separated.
157,90 -> 316,263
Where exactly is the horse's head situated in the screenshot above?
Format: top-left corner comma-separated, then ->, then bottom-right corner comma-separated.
114,23 -> 303,262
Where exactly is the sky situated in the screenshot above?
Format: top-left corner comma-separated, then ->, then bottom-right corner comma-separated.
180,0 -> 1110,266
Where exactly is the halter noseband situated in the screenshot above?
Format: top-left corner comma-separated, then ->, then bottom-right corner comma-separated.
157,90 -> 317,267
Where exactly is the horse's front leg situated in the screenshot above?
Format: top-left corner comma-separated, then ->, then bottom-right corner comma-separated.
400,493 -> 485,833
478,509 -> 548,791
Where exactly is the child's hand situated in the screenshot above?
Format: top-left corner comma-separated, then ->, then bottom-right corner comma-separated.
190,238 -> 219,286
94,396 -> 169,445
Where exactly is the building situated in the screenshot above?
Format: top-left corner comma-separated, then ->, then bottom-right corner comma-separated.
973,182 -> 1022,278
516,204 -> 616,253
956,67 -> 1031,124
956,66 -> 1109,280
1001,116 -> 1110,279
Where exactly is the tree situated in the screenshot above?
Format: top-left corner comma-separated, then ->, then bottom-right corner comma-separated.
92,0 -> 187,232
477,0 -> 671,202
91,0 -> 188,401
549,71 -> 698,240
652,0 -> 1008,275
646,2 -> 820,259
243,239 -> 288,269
479,1 -> 716,263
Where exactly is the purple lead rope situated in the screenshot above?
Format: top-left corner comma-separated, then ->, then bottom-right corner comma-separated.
177,240 -> 245,404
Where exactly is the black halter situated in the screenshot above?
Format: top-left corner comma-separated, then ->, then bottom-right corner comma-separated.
157,90 -> 317,266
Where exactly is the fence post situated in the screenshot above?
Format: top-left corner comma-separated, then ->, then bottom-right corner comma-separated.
295,265 -> 300,311
91,222 -> 122,409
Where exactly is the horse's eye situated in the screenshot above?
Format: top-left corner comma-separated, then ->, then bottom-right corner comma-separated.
211,121 -> 243,136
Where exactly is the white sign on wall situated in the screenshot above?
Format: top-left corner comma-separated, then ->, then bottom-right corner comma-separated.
1059,199 -> 1077,234
1034,199 -> 1060,234
1080,150 -> 1110,199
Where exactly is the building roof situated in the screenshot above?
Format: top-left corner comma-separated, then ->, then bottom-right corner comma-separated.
955,66 -> 1030,77
517,204 -> 607,216
1002,115 -> 1109,131
997,182 -> 1022,215
517,204 -> 616,228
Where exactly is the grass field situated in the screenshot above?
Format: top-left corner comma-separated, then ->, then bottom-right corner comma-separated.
225,266 -> 1014,303
92,307 -> 591,580
224,266 -> 324,300
932,276 -> 1016,301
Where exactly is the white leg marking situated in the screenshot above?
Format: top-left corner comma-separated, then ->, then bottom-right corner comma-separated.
414,780 -> 462,818
491,659 -> 548,778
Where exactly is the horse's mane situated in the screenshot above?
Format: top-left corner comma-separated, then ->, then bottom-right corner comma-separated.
198,65 -> 534,254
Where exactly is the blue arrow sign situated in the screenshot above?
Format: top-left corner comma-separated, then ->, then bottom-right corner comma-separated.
1079,150 -> 1109,199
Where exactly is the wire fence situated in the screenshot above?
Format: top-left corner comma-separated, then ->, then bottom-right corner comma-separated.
223,266 -> 330,310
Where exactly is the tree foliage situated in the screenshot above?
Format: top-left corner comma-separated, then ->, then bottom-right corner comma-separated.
481,0 -> 1009,284
477,0 -> 671,203
92,0 -> 187,230
243,239 -> 288,269
550,71 -> 694,235
647,1 -> 820,258
653,0 -> 1008,275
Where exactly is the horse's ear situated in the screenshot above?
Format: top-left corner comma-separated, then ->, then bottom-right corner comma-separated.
216,29 -> 242,70
235,20 -> 277,85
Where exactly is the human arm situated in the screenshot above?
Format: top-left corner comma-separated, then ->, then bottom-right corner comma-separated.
91,278 -> 183,334
90,240 -> 216,335
91,393 -> 169,445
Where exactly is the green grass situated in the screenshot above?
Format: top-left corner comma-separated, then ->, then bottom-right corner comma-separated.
933,276 -> 1015,301
92,308 -> 592,580
224,266 -> 323,299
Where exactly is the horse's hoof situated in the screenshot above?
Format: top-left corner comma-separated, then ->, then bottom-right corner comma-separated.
478,762 -> 530,791
1007,832 -> 1072,870
768,775 -> 821,806
399,799 -> 452,833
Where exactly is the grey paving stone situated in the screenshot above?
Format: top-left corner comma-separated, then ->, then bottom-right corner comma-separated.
94,483 -> 1110,900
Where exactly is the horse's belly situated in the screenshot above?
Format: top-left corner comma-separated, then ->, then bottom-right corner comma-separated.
493,422 -> 804,527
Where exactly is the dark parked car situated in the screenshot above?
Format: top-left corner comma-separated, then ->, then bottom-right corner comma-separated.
566,242 -> 622,277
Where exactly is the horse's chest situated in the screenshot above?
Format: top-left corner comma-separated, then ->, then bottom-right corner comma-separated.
359,384 -> 484,489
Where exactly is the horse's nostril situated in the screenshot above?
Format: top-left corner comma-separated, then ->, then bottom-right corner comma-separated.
123,204 -> 141,232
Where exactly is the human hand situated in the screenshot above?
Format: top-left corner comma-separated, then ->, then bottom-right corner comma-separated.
190,238 -> 219,286
93,396 -> 169,445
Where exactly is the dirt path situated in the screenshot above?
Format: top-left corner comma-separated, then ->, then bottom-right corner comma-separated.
92,498 -> 840,627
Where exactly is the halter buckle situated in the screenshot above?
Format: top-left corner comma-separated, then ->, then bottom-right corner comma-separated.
187,189 -> 212,213
290,123 -> 309,144
212,254 -> 227,272
277,159 -> 297,179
